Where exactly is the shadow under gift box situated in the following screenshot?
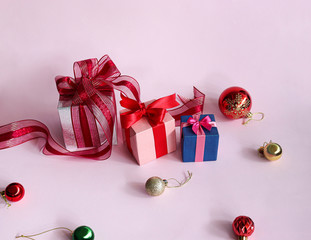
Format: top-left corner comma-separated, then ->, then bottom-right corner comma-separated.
121,100 -> 177,165
181,114 -> 219,162
58,89 -> 118,152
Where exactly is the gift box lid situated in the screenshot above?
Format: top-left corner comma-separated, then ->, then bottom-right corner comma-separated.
181,114 -> 218,137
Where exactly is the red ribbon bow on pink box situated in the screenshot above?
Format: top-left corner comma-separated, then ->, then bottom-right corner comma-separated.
0,56 -> 206,161
120,94 -> 180,165
120,94 -> 179,129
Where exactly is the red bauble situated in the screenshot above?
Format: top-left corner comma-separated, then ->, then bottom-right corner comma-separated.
5,182 -> 25,202
232,216 -> 255,237
218,87 -> 252,119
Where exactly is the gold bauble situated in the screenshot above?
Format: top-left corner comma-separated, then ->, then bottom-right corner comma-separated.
145,177 -> 167,196
258,142 -> 282,161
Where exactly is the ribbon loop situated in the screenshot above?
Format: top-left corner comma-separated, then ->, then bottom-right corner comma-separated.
0,55 -> 205,160
120,94 -> 179,129
167,87 -> 205,126
186,115 -> 216,135
0,55 -> 141,160
57,57 -> 121,102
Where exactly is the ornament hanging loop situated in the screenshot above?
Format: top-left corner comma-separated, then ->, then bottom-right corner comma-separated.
258,140 -> 270,156
0,191 -> 11,207
165,171 -> 193,188
145,171 -> 193,196
16,227 -> 73,240
243,112 -> 264,125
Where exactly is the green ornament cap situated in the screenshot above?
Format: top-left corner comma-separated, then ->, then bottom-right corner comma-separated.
72,226 -> 95,240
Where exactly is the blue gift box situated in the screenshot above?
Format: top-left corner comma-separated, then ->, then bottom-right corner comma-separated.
181,114 -> 219,162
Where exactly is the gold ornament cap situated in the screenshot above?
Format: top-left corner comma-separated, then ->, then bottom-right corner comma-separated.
258,141 -> 282,161
238,237 -> 248,240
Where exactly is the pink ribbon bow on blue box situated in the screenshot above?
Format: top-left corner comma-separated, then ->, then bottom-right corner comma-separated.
181,114 -> 219,162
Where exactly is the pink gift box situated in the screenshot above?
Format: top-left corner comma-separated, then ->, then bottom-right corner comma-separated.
121,101 -> 177,165
58,90 -> 118,152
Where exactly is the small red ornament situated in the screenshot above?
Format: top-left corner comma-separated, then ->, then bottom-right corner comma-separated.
1,182 -> 25,207
218,87 -> 264,124
232,215 -> 255,240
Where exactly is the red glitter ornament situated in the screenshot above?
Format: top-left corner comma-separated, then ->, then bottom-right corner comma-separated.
218,87 -> 264,124
218,87 -> 252,119
232,216 -> 255,240
1,182 -> 25,206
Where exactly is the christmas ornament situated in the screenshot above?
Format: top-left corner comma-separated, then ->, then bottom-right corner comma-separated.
72,226 -> 95,240
16,226 -> 94,240
258,141 -> 282,161
145,171 -> 192,196
218,86 -> 264,124
0,182 -> 25,207
232,216 -> 255,240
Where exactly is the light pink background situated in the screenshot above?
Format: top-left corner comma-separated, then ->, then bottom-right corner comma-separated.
0,1 -> 310,239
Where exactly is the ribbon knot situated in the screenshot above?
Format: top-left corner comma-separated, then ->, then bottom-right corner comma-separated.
120,94 -> 179,129
187,115 -> 216,135
139,103 -> 147,116
0,55 -> 206,161
55,56 -> 121,104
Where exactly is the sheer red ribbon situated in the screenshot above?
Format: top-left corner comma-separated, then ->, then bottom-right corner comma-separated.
0,55 -> 140,160
0,55 -> 205,160
168,87 -> 205,126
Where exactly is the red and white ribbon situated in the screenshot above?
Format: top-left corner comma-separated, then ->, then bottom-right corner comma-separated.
0,56 -> 140,160
0,56 -> 205,161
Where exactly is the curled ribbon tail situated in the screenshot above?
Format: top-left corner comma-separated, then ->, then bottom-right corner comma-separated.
191,122 -> 201,135
186,117 -> 198,134
148,94 -> 179,109
120,94 -> 141,110
111,75 -> 141,102
0,55 -> 141,160
168,87 -> 205,125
